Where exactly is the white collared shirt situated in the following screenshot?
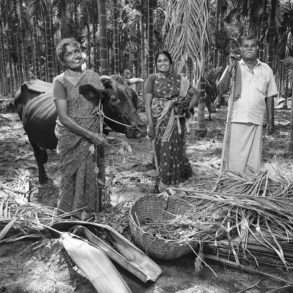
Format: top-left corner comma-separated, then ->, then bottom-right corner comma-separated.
231,59 -> 278,125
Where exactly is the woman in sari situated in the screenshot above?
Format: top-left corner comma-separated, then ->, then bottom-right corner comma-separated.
144,51 -> 198,188
53,38 -> 106,218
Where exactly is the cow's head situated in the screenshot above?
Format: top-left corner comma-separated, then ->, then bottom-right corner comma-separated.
79,77 -> 146,138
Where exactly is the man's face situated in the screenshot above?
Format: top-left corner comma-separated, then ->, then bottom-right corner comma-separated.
240,39 -> 258,60
123,70 -> 132,79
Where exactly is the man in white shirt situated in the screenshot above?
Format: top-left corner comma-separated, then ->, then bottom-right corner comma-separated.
218,34 -> 278,176
122,69 -> 144,92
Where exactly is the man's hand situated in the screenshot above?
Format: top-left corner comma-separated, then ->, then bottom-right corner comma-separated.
147,124 -> 155,139
267,125 -> 274,135
228,53 -> 239,73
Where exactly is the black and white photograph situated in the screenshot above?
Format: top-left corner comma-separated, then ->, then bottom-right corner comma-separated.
1,0 -> 293,292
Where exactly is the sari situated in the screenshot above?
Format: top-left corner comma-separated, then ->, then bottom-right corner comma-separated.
53,70 -> 104,214
145,72 -> 193,185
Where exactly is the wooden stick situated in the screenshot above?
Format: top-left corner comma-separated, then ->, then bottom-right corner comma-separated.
152,140 -> 160,192
236,279 -> 262,293
220,63 -> 237,173
205,254 -> 292,285
266,284 -> 293,293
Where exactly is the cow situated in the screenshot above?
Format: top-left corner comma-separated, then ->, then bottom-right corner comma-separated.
14,77 -> 146,184
202,66 -> 225,120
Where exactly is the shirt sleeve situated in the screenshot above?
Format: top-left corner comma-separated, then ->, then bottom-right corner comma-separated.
53,77 -> 66,100
144,74 -> 156,94
266,68 -> 278,97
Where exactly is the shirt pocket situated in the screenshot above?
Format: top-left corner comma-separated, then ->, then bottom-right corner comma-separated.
254,76 -> 267,96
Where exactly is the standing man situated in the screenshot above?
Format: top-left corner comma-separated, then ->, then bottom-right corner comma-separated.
218,34 -> 278,176
122,68 -> 144,91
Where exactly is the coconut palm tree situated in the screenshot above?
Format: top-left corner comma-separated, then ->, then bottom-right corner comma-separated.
163,0 -> 210,136
29,0 -> 56,81
147,0 -> 157,74
98,0 -> 108,74
112,0 -> 120,73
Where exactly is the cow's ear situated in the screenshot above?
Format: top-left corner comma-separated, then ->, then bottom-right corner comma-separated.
100,77 -> 113,90
21,83 -> 28,91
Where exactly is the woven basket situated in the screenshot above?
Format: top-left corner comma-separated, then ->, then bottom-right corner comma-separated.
129,195 -> 198,260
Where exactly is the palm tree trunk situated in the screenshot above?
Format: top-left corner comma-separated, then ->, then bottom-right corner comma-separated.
0,19 -> 7,95
113,0 -> 119,74
136,18 -> 141,76
13,0 -> 22,86
98,0 -> 108,74
266,0 -> 277,134
288,85 -> 293,154
147,0 -> 156,74
196,78 -> 208,137
96,0 -> 109,209
32,16 -> 41,78
141,0 -> 147,77
48,7 -> 56,80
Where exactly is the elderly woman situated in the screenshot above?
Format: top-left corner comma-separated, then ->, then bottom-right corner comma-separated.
53,38 -> 106,219
144,51 -> 198,188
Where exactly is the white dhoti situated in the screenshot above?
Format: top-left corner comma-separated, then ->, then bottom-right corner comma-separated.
222,122 -> 263,176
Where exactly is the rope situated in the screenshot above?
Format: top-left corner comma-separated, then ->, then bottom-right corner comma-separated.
94,106 -> 133,128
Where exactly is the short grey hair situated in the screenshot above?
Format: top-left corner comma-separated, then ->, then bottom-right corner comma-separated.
56,38 -> 80,65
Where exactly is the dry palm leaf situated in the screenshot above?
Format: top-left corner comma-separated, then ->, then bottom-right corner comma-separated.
163,0 -> 209,80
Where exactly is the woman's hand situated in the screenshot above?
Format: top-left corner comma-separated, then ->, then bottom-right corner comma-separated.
147,124 -> 155,139
89,132 -> 107,146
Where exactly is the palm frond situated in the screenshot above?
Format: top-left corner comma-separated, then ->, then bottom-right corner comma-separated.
163,0 -> 209,80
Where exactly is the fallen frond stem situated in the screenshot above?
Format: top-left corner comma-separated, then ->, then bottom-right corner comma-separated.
265,284 -> 293,293
236,279 -> 263,293
205,254 -> 293,285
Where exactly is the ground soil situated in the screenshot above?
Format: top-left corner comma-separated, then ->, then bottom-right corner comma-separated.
1,105 -> 293,292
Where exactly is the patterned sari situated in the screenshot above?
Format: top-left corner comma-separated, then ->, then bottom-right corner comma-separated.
150,72 -> 192,185
54,70 -> 104,214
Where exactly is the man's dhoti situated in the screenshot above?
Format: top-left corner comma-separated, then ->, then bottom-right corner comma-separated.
222,122 -> 262,176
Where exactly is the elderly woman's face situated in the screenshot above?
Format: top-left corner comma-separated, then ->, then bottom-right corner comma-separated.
156,53 -> 171,73
63,44 -> 83,70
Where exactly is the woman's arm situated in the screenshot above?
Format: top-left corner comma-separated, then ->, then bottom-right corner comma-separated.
188,87 -> 200,110
53,78 -> 105,145
145,93 -> 153,126
144,75 -> 155,138
55,99 -> 105,145
144,93 -> 154,138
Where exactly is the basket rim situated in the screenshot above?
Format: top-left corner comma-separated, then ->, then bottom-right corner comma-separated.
129,194 -> 197,245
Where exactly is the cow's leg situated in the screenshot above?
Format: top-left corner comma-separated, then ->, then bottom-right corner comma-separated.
29,138 -> 49,184
205,98 -> 212,121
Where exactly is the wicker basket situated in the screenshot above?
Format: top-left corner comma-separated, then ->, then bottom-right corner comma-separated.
129,194 -> 198,260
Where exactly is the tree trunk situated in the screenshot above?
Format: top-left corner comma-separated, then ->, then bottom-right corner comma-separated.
98,0 -> 108,74
95,0 -> 109,209
0,19 -> 7,95
288,85 -> 293,154
266,0 -> 277,134
195,78 -> 208,137
32,16 -> 41,78
147,0 -> 156,74
141,0 -> 147,78
93,22 -> 99,71
13,0 -> 22,86
113,0 -> 119,73
18,0 -> 28,81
